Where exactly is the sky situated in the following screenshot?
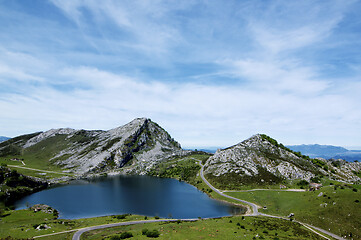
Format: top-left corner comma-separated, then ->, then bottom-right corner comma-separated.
1,0 -> 361,149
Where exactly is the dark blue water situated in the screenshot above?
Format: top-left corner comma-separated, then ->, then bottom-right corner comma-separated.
15,175 -> 244,219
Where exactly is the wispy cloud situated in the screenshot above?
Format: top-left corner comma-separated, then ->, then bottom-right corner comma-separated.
0,0 -> 361,148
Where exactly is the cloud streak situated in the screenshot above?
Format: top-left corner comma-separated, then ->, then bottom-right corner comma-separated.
0,0 -> 361,148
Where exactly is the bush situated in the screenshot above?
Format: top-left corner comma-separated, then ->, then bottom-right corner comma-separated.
142,229 -> 160,238
119,232 -> 133,239
297,180 -> 309,186
154,216 -> 160,219
353,188 -> 358,192
109,236 -> 120,240
114,214 -> 129,219
310,176 -> 321,183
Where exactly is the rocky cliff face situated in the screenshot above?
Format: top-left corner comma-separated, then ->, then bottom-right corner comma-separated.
0,118 -> 186,175
204,134 -> 361,185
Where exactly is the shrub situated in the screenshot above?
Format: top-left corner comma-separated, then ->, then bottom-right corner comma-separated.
310,176 -> 321,183
154,216 -> 160,219
353,188 -> 358,192
142,229 -> 160,238
297,180 -> 309,186
119,232 -> 133,239
115,214 -> 129,219
109,235 -> 120,240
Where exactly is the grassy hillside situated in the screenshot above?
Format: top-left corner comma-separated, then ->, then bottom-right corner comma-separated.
0,166 -> 47,204
0,133 -> 98,180
148,153 -> 210,185
226,184 -> 361,239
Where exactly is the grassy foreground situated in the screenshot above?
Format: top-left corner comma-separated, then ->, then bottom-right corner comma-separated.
0,208 -> 325,240
0,208 -> 155,239
82,216 -> 324,240
226,184 -> 361,239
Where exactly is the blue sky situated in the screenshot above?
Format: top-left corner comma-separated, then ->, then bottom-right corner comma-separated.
1,0 -> 361,149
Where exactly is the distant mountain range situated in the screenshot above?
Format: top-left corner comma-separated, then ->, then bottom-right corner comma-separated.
0,136 -> 10,142
287,144 -> 361,162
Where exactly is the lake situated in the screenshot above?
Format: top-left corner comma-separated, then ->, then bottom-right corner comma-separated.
15,175 -> 245,219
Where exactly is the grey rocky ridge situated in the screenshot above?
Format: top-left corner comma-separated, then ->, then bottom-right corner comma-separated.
203,134 -> 361,188
0,118 -> 186,176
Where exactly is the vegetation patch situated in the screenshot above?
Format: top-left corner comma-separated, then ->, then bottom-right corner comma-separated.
0,167 -> 47,204
148,153 -> 209,185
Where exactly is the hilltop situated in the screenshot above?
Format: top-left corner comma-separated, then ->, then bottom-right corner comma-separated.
204,134 -> 361,189
0,118 -> 186,176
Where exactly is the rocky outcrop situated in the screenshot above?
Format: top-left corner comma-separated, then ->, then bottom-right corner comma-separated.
204,134 -> 318,182
204,134 -> 361,185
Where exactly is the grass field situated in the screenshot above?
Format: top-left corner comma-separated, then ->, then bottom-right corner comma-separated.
81,216 -> 324,240
0,207 -> 326,240
0,208 -> 155,239
226,184 -> 361,239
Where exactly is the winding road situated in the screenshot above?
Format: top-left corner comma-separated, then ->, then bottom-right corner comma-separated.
196,160 -> 344,240
71,219 -> 197,240
65,159 -> 344,240
195,160 -> 260,216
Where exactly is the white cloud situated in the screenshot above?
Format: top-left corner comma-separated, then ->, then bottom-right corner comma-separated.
1,64 -> 359,147
0,0 -> 361,148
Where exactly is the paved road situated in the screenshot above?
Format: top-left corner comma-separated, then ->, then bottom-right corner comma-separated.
196,160 -> 344,240
72,219 -> 197,240
195,160 -> 260,216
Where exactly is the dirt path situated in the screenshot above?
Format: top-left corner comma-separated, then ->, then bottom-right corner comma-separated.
8,165 -> 73,176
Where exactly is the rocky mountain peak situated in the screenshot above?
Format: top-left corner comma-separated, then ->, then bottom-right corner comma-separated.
204,134 -> 361,187
204,134 -> 319,186
0,118 -> 185,176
